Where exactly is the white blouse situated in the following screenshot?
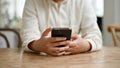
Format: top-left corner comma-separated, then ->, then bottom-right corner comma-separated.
21,0 -> 102,52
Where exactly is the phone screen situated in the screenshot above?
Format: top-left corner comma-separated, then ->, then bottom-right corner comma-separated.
51,28 -> 72,40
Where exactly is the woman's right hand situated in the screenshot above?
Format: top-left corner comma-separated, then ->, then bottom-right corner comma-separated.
28,27 -> 70,56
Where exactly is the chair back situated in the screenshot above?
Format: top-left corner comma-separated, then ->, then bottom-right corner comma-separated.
0,28 -> 21,48
108,25 -> 120,47
0,32 -> 10,48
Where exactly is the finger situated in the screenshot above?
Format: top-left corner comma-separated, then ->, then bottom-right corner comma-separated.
58,46 -> 69,51
67,41 -> 76,47
57,51 -> 66,56
51,46 -> 69,53
64,52 -> 72,55
65,48 -> 73,53
47,37 -> 66,42
42,27 -> 52,37
52,41 -> 70,47
71,34 -> 78,40
51,51 -> 66,56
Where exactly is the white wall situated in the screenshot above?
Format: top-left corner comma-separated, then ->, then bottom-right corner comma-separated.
114,0 -> 120,23
103,0 -> 120,46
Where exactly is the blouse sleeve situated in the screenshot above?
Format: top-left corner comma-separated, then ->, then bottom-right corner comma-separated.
80,0 -> 103,51
21,0 -> 41,52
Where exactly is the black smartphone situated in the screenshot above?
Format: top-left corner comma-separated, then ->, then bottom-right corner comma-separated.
51,28 -> 72,40
51,28 -> 72,47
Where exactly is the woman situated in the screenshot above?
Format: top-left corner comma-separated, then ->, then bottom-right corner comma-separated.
21,0 -> 102,56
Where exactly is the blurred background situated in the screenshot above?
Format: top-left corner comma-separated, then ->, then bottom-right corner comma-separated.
0,0 -> 25,28
0,0 -> 119,48
0,0 -> 25,48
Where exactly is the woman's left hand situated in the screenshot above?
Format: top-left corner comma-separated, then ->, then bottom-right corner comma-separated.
65,34 -> 91,55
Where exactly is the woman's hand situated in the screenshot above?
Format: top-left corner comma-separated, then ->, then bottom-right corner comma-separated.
65,34 -> 91,55
28,28 -> 70,56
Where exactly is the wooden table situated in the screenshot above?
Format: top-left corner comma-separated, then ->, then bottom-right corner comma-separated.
0,47 -> 120,68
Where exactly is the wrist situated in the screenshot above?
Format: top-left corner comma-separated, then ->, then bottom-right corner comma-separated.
84,40 -> 92,52
87,42 -> 92,51
80,39 -> 91,52
28,40 -> 41,52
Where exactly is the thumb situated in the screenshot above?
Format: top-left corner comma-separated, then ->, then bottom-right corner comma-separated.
71,34 -> 78,40
42,27 -> 52,37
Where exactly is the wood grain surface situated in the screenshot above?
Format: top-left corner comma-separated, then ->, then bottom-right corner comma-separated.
0,47 -> 120,68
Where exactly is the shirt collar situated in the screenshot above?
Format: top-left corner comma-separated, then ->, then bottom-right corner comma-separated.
49,0 -> 68,5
